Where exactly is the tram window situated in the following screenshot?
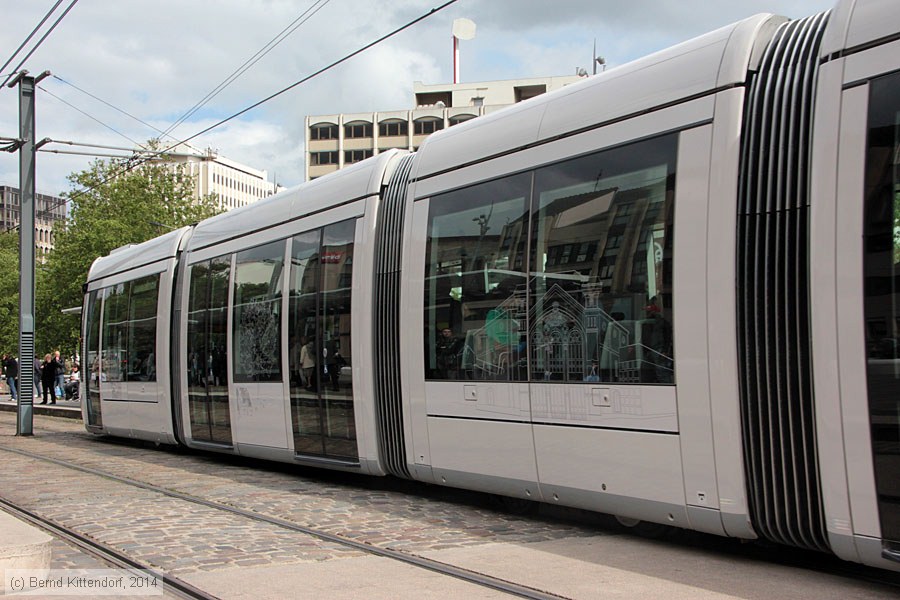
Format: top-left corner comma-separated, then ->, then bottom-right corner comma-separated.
530,134 -> 677,384
424,173 -> 531,381
863,69 -> 900,544
233,240 -> 285,383
101,282 -> 129,383
125,275 -> 159,381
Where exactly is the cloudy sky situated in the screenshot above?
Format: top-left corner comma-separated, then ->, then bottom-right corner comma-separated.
0,0 -> 836,198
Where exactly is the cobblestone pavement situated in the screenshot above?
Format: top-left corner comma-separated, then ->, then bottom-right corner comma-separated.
0,413 -> 602,577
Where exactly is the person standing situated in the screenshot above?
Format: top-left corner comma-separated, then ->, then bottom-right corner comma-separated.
33,355 -> 42,399
40,353 -> 56,405
53,351 -> 66,398
2,354 -> 17,401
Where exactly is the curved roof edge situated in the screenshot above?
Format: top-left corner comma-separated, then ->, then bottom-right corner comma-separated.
820,0 -> 900,58
186,149 -> 405,252
87,226 -> 191,284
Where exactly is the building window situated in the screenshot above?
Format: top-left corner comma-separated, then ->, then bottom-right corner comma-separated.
310,123 -> 338,140
344,122 -> 373,138
344,149 -> 373,164
310,151 -> 338,166
449,114 -> 476,127
414,118 -> 444,135
379,120 -> 408,137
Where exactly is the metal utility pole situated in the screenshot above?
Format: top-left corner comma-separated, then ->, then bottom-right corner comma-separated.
9,69 -> 50,436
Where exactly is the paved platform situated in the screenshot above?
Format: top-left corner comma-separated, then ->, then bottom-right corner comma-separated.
0,393 -> 81,420
0,510 -> 52,593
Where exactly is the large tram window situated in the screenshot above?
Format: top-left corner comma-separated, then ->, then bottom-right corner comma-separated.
289,231 -> 322,455
288,221 -> 358,460
864,70 -> 900,544
125,275 -> 159,382
530,134 -> 676,384
233,241 -> 285,383
101,282 -> 129,383
424,174 -> 531,381
321,220 -> 356,458
187,257 -> 232,445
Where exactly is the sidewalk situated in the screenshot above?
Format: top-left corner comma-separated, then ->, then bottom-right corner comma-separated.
0,392 -> 81,419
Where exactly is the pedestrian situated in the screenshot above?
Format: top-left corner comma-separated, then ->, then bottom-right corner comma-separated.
33,355 -> 42,399
2,354 -> 18,401
40,353 -> 56,405
64,364 -> 80,401
53,350 -> 66,398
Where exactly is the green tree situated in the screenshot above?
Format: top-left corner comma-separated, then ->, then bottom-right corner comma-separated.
36,152 -> 221,356
0,230 -> 20,356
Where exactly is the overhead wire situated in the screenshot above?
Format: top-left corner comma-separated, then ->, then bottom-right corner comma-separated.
3,0 -> 458,233
38,85 -> 144,147
0,0 -> 81,89
0,0 -> 65,81
163,0 -> 331,137
50,75 -> 178,144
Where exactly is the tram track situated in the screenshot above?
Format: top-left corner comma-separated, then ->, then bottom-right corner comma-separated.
0,495 -> 217,600
0,443 -> 570,600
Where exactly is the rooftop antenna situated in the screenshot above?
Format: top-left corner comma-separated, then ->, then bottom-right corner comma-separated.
452,18 -> 476,84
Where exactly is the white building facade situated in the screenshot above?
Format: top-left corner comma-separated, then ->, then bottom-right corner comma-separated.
167,147 -> 281,211
305,76 -> 582,180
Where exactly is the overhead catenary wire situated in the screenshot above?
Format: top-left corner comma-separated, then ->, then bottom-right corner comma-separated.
163,0 -> 331,137
38,85 -> 144,147
0,0 -> 65,81
0,0 -> 81,89
50,75 -> 183,145
3,0 -> 459,235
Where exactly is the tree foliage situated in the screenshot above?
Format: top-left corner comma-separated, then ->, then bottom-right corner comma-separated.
0,231 -> 20,356
35,153 -> 222,357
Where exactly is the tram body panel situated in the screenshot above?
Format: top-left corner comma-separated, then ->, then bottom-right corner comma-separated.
175,154 -> 401,475
707,87 -> 755,539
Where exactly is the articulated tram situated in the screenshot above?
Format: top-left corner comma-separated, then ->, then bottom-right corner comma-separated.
82,0 -> 900,571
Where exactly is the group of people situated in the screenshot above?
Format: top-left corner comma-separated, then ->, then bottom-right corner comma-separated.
1,351 -> 80,405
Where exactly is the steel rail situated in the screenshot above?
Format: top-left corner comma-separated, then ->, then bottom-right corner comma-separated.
0,495 -> 219,600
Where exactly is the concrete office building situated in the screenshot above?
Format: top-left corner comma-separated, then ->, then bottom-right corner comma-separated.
166,146 -> 281,211
305,76 -> 582,180
0,185 -> 66,259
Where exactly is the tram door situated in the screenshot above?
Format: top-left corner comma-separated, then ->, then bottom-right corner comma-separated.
186,257 -> 233,445
287,221 -> 358,461
83,289 -> 103,428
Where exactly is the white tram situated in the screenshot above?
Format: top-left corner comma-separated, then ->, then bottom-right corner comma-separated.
82,0 -> 900,571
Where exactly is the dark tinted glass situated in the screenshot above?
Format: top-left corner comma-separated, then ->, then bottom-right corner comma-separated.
864,70 -> 900,544
233,241 -> 284,383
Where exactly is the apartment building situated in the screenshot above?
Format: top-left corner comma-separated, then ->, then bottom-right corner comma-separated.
305,75 -> 582,180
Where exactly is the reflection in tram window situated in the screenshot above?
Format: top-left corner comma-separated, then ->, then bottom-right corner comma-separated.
424,174 -> 531,381
233,241 -> 285,383
423,135 -> 676,384
98,274 -> 160,384
187,257 -> 232,444
531,134 -> 676,384
84,289 -> 103,426
288,220 -> 357,460
863,69 -> 900,544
